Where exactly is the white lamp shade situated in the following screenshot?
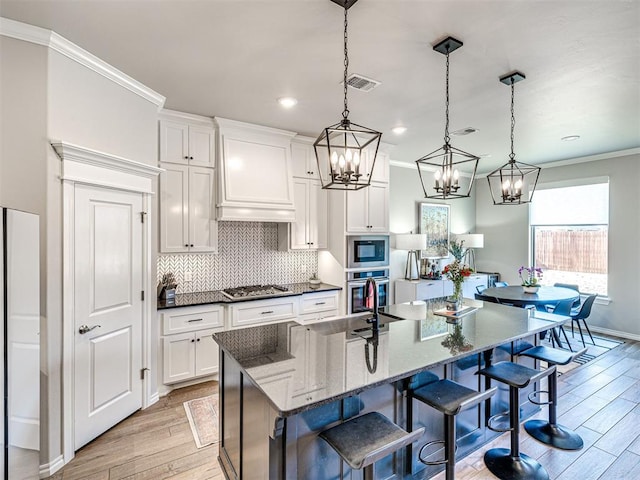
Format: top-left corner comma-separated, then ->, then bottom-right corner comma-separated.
455,233 -> 484,249
396,234 -> 427,251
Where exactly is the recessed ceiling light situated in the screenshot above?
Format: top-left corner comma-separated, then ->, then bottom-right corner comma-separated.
391,126 -> 407,135
561,135 -> 581,142
277,97 -> 298,108
450,127 -> 478,136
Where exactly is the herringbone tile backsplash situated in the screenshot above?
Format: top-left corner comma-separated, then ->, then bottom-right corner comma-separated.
157,221 -> 318,294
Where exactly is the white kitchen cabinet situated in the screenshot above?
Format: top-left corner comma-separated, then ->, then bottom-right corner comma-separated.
395,279 -> 445,304
291,137 -> 320,180
228,296 -> 298,329
462,274 -> 488,299
161,305 -> 225,385
366,150 -> 390,184
277,179 -> 327,250
159,163 -> 217,253
346,182 -> 389,233
297,290 -> 339,323
215,117 -> 297,222
159,113 -> 215,168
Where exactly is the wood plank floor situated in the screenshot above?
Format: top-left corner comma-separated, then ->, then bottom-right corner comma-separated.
47,335 -> 640,479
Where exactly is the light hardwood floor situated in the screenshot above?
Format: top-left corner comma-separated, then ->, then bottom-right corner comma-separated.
48,335 -> 640,480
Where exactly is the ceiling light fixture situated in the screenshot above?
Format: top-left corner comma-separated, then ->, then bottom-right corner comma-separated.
277,97 -> 298,108
416,37 -> 479,200
392,126 -> 407,135
313,0 -> 382,191
561,135 -> 581,142
487,71 -> 541,205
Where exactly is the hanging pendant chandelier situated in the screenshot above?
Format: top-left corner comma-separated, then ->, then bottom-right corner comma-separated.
487,71 -> 541,205
313,0 -> 382,191
416,37 -> 479,200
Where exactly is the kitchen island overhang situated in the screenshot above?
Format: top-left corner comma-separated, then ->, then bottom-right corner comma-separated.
213,300 -> 569,479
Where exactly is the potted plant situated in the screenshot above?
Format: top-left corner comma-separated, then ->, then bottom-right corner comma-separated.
308,273 -> 321,287
519,266 -> 543,293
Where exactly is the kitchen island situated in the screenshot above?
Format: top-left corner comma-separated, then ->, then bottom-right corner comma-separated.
213,299 -> 569,480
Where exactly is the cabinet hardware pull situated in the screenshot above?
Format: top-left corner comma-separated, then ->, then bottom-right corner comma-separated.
261,310 -> 274,314
197,338 -> 201,342
190,244 -> 194,247
189,156 -> 194,160
315,302 -> 326,305
184,244 -> 189,247
184,156 -> 189,159
187,318 -> 203,323
191,339 -> 195,343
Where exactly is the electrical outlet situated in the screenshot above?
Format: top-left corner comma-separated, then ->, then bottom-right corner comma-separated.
184,271 -> 193,282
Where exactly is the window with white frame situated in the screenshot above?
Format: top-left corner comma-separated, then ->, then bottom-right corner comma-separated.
530,179 -> 609,297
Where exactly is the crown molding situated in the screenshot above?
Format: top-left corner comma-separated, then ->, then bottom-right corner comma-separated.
0,17 -> 166,108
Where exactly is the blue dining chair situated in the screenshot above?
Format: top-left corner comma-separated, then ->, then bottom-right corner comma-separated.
553,282 -> 581,308
476,285 -> 487,294
549,298 -> 576,351
570,294 -> 598,347
494,281 -> 508,287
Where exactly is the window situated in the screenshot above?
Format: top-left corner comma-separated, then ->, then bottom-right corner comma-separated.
530,180 -> 609,296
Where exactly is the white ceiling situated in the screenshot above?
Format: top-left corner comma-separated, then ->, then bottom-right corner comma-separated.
1,0 -> 639,173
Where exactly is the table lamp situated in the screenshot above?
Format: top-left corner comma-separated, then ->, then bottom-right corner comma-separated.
396,234 -> 427,280
454,233 -> 484,271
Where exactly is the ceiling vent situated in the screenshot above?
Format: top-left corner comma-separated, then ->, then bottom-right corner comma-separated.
345,73 -> 381,92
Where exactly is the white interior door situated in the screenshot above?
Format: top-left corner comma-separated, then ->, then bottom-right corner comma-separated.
74,185 -> 143,449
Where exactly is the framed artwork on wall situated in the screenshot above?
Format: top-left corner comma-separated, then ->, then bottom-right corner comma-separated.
419,203 -> 450,258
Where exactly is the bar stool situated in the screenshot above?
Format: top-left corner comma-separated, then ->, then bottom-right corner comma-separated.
477,361 -> 555,480
319,412 -> 424,480
519,345 -> 587,450
411,379 -> 497,480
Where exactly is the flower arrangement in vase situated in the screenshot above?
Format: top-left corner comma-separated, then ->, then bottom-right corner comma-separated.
443,239 -> 473,308
519,266 -> 543,293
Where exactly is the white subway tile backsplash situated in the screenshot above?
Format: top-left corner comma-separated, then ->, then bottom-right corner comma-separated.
157,221 -> 318,294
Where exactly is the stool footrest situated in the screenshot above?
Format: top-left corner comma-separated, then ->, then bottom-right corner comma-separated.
487,412 -> 514,433
418,439 -> 456,466
527,389 -> 553,406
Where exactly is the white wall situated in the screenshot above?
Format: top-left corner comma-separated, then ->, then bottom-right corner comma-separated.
1,30 -> 162,471
476,153 -> 640,337
388,164 -> 476,300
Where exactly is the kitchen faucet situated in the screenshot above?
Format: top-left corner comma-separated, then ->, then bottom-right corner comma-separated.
364,277 -> 379,324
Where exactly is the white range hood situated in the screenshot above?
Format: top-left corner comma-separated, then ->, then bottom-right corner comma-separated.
215,117 -> 297,223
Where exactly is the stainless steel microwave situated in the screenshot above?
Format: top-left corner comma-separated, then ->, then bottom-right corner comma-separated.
347,235 -> 389,269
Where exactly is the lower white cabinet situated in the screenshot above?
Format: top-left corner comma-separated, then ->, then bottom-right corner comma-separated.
297,290 -> 339,324
395,275 -> 488,304
160,305 -> 225,385
228,296 -> 298,328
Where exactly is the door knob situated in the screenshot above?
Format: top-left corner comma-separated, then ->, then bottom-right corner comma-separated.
78,324 -> 101,334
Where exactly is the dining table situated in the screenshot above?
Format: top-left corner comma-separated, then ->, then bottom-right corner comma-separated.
481,285 -> 580,349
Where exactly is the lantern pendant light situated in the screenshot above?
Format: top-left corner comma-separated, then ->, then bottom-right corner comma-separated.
416,36 -> 479,200
313,0 -> 382,191
487,71 -> 541,205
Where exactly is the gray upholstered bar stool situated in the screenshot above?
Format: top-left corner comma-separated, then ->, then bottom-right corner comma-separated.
319,412 -> 425,480
411,379 -> 497,480
477,361 -> 556,480
519,345 -> 587,450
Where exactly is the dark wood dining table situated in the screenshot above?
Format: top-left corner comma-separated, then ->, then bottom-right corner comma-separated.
481,285 -> 580,349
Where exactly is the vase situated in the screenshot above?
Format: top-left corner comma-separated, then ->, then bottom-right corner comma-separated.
522,285 -> 540,294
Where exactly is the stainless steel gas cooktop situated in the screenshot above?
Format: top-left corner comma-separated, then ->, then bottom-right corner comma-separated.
221,284 -> 292,301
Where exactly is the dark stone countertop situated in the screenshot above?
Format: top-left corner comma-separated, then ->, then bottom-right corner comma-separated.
157,282 -> 341,310
212,299 -> 570,417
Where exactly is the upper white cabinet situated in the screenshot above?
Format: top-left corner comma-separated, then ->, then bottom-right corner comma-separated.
215,117 -> 297,222
278,179 -> 327,250
363,150 -> 390,184
159,110 -> 215,168
159,163 -> 217,253
346,182 -> 389,234
291,137 -> 320,180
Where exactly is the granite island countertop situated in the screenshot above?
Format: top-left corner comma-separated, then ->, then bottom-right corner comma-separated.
157,282 -> 341,310
212,299 -> 570,416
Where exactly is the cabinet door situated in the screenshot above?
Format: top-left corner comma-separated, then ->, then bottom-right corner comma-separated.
290,180 -> 309,249
195,329 -> 219,377
159,164 -> 189,253
309,181 -> 327,249
163,333 -> 195,384
159,120 -> 189,165
346,187 -> 369,233
367,183 -> 389,233
416,280 -> 445,301
291,141 -> 317,179
188,166 -> 217,253
463,274 -> 487,299
369,151 -> 389,184
188,125 -> 215,168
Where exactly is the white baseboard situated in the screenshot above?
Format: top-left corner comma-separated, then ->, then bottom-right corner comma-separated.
157,374 -> 219,398
148,392 -> 160,406
40,454 -> 64,478
587,325 -> 640,342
